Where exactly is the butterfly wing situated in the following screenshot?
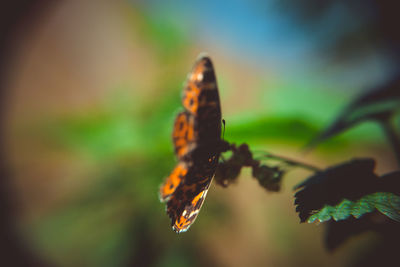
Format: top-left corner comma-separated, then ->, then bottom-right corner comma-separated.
166,154 -> 218,233
172,111 -> 197,160
167,181 -> 211,233
159,110 -> 197,202
161,55 -> 222,233
159,162 -> 188,202
182,56 -> 221,143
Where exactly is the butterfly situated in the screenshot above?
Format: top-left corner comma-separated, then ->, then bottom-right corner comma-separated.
159,54 -> 228,233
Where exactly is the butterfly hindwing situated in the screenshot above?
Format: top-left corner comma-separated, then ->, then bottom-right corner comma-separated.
165,148 -> 220,232
168,185 -> 211,233
166,163 -> 215,233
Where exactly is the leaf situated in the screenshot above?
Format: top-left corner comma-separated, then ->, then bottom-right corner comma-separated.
294,158 -> 400,223
215,143 -> 284,192
307,192 -> 400,224
252,165 -> 283,192
323,213 -> 400,251
294,158 -> 377,222
307,76 -> 400,148
224,116 -> 320,144
323,194 -> 400,251
375,192 -> 400,222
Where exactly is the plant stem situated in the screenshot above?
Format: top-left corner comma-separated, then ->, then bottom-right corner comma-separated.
258,152 -> 322,172
380,117 -> 400,167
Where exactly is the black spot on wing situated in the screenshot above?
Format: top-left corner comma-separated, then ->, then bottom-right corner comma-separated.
179,121 -> 184,130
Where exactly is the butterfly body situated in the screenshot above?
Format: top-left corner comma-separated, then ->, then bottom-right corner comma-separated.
159,55 -> 226,233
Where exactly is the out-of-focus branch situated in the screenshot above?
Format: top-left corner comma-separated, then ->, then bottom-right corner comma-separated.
380,116 -> 400,167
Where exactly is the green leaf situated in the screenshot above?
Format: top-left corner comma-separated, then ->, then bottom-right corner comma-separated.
307,192 -> 400,223
307,77 -> 400,149
225,115 -> 320,144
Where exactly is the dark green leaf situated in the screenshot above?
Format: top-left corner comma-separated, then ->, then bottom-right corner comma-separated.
308,192 -> 400,223
295,159 -> 400,223
307,76 -> 400,148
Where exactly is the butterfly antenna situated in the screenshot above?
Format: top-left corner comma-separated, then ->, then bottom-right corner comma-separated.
222,119 -> 226,140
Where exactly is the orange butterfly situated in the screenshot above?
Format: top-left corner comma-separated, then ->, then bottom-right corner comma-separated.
159,54 -> 228,233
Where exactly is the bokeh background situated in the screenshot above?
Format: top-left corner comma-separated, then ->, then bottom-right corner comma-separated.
1,0 -> 399,266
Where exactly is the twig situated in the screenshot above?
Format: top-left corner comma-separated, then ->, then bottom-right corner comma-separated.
380,117 -> 400,167
257,152 -> 321,172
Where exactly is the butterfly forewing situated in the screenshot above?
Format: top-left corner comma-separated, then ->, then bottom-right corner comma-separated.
160,54 -> 222,233
183,57 -> 221,143
172,111 -> 197,160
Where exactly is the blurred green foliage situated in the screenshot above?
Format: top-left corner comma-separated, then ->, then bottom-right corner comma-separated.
25,85 -> 387,266
127,6 -> 190,61
18,4 -> 393,267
